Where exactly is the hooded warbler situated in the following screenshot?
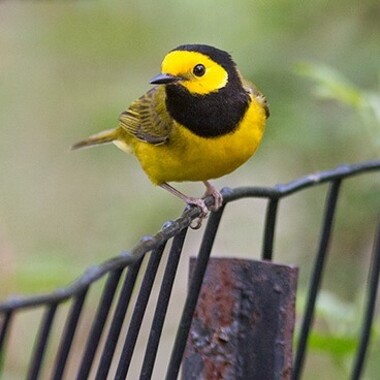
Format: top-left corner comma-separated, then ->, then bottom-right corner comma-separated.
72,44 -> 269,224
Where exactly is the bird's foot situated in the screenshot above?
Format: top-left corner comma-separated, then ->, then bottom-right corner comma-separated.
186,197 -> 209,230
203,181 -> 223,212
159,182 -> 223,230
187,182 -> 224,229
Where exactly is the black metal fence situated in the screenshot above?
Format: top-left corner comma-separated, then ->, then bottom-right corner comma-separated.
0,160 -> 379,379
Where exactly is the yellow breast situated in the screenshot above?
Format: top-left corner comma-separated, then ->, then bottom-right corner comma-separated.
128,96 -> 266,185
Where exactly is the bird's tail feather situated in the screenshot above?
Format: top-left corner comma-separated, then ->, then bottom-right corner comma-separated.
71,128 -> 118,150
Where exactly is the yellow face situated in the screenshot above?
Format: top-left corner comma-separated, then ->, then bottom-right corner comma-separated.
161,50 -> 228,95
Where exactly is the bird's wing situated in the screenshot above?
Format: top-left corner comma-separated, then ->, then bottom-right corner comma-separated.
119,86 -> 173,145
242,77 -> 270,118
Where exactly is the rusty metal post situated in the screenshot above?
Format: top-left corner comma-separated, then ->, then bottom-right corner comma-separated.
182,258 -> 298,380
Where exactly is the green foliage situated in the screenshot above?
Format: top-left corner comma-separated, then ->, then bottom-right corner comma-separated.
297,290 -> 380,376
296,62 -> 380,151
308,332 -> 356,358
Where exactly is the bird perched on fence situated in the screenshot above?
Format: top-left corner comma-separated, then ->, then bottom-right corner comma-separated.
72,44 -> 269,227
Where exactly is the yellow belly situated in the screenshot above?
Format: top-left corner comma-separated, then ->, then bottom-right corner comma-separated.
116,98 -> 266,185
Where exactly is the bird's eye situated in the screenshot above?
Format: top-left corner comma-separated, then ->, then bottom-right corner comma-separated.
193,64 -> 206,77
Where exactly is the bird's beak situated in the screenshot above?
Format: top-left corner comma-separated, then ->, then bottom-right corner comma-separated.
150,73 -> 181,85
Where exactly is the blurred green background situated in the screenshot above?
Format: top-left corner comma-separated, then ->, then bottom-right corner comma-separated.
1,0 -> 379,379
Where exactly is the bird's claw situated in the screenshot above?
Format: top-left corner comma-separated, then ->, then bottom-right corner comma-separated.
204,182 -> 223,212
207,190 -> 223,212
190,217 -> 205,230
160,181 -> 223,230
187,187 -> 223,229
186,198 -> 209,230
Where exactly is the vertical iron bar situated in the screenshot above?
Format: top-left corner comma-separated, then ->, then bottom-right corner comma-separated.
166,208 -> 224,380
95,251 -> 152,380
51,287 -> 89,380
292,179 -> 342,380
350,222 -> 380,380
27,304 -> 58,380
139,231 -> 188,380
76,268 -> 123,380
115,230 -> 187,380
0,311 -> 13,374
262,198 -> 279,261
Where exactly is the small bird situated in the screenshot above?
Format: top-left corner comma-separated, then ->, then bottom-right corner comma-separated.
72,44 -> 269,226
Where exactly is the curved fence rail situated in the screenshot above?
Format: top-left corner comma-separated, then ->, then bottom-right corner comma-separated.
1,160 -> 379,379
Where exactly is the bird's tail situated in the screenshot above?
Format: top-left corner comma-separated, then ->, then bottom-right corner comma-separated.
71,128 -> 118,150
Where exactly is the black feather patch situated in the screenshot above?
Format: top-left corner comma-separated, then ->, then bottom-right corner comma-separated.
165,79 -> 250,138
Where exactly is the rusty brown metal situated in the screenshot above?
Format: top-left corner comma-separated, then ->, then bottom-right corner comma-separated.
182,257 -> 298,380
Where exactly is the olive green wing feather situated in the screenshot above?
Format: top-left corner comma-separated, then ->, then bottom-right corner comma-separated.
241,76 -> 270,118
119,86 -> 173,145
